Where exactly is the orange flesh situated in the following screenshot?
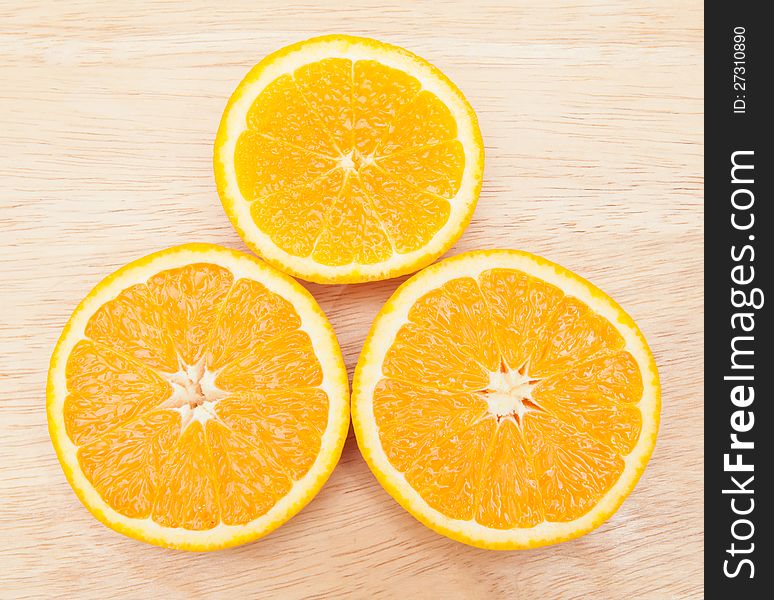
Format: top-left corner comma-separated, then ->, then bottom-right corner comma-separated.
233,59 -> 465,264
373,269 -> 644,528
64,263 -> 329,528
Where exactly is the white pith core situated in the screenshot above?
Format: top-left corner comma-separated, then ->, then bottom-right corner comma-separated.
481,364 -> 542,424
160,358 -> 229,429
337,149 -> 375,172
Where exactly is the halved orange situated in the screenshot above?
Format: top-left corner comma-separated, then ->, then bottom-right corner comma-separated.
214,34 -> 484,284
47,244 -> 349,550
352,250 -> 660,549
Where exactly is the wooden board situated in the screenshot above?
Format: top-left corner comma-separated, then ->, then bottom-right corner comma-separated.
0,1 -> 703,597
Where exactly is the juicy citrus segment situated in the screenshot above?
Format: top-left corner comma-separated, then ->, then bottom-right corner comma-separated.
406,277 -> 500,372
234,131 -> 337,201
376,90 -> 457,156
63,341 -> 172,446
375,141 -> 465,199
48,244 -> 349,550
250,169 -> 343,258
529,296 -> 625,378
147,263 -> 234,367
293,58 -> 355,154
382,277 -> 500,392
478,268 -> 564,370
85,283 -> 178,372
353,250 -> 660,549
245,73 -> 336,155
532,352 -> 643,453
77,410 -> 180,520
216,388 -> 328,480
152,420 -> 220,530
216,330 -> 323,393
205,278 -> 301,370
352,59 -> 421,155
311,174 -> 392,267
372,378 -> 487,472
521,411 -> 624,522
406,418 -> 495,521
383,325 -> 490,392
215,35 -> 484,283
475,419 -> 543,530
359,165 -> 450,254
206,420 -> 292,526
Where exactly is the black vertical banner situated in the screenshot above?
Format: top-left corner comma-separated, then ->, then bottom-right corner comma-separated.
706,3 -> 770,597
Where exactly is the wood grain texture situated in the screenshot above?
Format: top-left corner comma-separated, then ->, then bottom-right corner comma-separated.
0,1 -> 703,598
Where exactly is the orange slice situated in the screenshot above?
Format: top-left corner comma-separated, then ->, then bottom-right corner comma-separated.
214,35 -> 484,284
47,244 -> 349,550
352,250 -> 660,549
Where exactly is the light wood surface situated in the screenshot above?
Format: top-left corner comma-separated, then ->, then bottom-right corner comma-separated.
0,1 -> 703,598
